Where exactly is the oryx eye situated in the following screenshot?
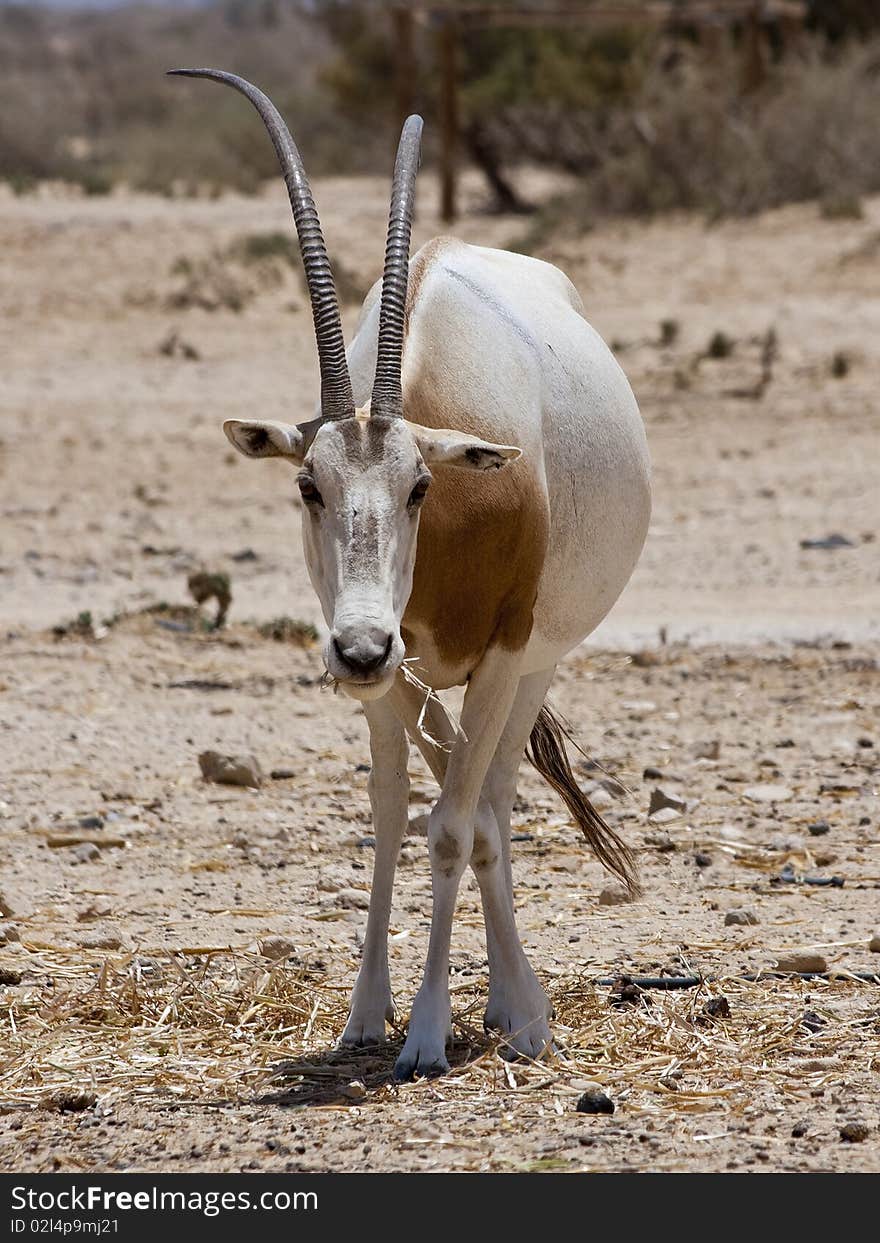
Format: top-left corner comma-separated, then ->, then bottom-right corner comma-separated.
298,476 -> 324,508
408,475 -> 431,509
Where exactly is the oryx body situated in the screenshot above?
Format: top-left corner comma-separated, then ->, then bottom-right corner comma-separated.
347,234 -> 651,691
173,69 -> 650,1080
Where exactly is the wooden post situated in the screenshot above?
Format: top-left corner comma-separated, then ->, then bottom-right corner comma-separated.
740,3 -> 766,94
392,6 -> 416,135
438,14 -> 459,223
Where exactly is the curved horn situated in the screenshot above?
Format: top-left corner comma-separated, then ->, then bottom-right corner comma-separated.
371,114 -> 424,420
168,69 -> 354,421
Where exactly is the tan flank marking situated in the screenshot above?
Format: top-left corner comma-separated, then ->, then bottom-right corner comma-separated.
402,391 -> 549,671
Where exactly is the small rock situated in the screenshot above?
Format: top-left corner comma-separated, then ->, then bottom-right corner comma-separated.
588,787 -> 614,812
725,908 -> 759,927
799,533 -> 854,551
0,967 -> 23,986
269,769 -> 296,781
643,766 -> 663,780
644,831 -> 676,852
70,842 -> 100,864
867,930 -> 880,953
807,820 -> 830,837
610,977 -> 651,1008
701,995 -> 731,1020
342,1080 -> 367,1103
791,1121 -> 808,1138
41,1090 -> 97,1114
259,935 -> 297,961
744,784 -> 793,803
819,778 -> 861,797
0,923 -> 20,945
77,900 -> 112,922
648,807 -> 681,826
840,1122 -> 870,1143
801,1009 -> 826,1033
598,885 -> 632,907
775,952 -> 827,974
576,1086 -> 614,1115
694,852 -> 713,868
78,932 -> 124,950
337,888 -> 370,911
198,751 -> 263,788
77,815 -> 104,830
648,787 -> 687,817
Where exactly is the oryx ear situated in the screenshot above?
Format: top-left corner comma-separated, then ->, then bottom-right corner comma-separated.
413,427 -> 521,472
223,420 -> 305,462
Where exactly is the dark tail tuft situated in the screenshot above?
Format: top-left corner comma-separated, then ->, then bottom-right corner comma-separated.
525,702 -> 640,899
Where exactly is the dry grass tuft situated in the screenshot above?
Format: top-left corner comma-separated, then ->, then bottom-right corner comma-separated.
2,949 -> 877,1116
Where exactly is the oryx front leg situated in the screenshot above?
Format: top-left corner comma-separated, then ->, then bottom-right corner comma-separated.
340,698 -> 409,1047
394,649 -> 522,1081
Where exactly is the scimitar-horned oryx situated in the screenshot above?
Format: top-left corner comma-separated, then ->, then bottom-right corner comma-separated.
170,69 -> 651,1081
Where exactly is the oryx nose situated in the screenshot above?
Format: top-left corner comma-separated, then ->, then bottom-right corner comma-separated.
332,627 -> 393,676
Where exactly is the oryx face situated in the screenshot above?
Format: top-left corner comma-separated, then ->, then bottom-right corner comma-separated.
173,72 -> 517,698
224,412 -> 519,701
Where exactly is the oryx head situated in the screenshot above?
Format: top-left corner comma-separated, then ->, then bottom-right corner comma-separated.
170,70 -> 520,700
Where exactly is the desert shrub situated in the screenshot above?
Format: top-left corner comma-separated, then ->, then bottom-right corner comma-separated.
510,37 -> 880,232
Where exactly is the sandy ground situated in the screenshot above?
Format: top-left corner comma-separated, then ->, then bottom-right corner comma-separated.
0,170 -> 878,1173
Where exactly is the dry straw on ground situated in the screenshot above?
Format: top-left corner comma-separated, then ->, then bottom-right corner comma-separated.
2,946 -> 877,1116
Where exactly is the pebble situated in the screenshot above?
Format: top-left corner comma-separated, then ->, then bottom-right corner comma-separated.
598,885 -> 632,907
725,908 -> 759,926
775,952 -> 828,974
694,852 -> 713,868
259,935 -> 297,961
702,996 -> 731,1020
0,967 -> 23,986
807,820 -> 830,836
78,932 -> 125,950
644,831 -> 676,851
41,1090 -> 97,1114
840,1122 -> 870,1143
198,751 -> 263,788
0,923 -> 20,944
269,769 -> 296,781
648,807 -> 681,825
342,1080 -> 367,1103
576,1086 -> 614,1115
71,842 -> 100,864
648,787 -> 687,817
337,888 -> 370,910
588,787 -> 614,812
77,815 -> 104,830
744,784 -> 793,803
868,930 -> 880,953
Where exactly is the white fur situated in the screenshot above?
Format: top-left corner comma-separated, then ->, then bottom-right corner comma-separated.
229,239 -> 651,1079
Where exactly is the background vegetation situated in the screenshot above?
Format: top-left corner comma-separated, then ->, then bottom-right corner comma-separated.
2,0 -> 880,220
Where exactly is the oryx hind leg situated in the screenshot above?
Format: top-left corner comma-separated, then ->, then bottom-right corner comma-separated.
472,667 -> 556,1059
